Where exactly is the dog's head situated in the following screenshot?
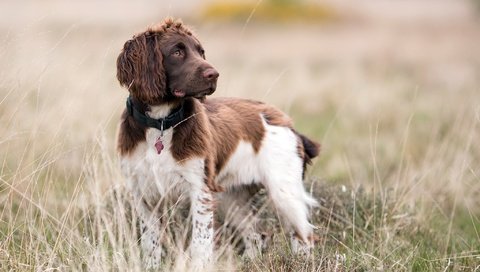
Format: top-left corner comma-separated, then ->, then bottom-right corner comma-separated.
116,18 -> 219,105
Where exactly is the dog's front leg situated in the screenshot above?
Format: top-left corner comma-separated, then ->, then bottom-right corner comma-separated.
132,194 -> 163,269
189,185 -> 215,268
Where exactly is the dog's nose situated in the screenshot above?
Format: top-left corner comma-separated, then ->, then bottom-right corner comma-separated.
203,68 -> 219,81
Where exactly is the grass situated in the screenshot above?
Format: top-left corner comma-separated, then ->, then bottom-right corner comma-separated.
1,82 -> 478,271
1,1 -> 480,271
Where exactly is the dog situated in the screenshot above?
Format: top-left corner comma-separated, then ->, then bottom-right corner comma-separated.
116,18 -> 320,269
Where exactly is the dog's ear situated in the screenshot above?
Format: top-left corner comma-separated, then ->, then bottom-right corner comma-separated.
116,33 -> 166,104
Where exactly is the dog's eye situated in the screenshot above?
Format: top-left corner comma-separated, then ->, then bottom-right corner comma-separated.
172,50 -> 184,57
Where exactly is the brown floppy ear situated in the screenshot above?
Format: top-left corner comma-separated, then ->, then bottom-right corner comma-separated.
116,33 -> 166,104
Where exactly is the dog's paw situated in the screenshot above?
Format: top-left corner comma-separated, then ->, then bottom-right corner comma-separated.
290,233 -> 315,256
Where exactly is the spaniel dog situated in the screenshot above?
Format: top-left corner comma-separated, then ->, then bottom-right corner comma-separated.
116,18 -> 320,269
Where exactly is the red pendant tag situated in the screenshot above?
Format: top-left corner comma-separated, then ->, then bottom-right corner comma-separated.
154,137 -> 164,154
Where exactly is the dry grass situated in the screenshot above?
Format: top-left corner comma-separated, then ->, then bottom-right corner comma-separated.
1,0 -> 480,271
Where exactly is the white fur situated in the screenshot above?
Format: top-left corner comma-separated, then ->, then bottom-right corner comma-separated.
121,105 -> 213,269
121,111 -> 317,269
216,117 -> 317,252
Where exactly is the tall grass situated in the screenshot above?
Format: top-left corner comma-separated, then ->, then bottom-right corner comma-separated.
1,1 -> 480,271
1,57 -> 479,271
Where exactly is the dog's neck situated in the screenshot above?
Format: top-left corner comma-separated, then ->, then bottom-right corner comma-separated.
147,102 -> 180,119
126,96 -> 185,131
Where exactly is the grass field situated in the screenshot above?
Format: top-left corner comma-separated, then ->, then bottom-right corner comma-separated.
1,0 -> 479,271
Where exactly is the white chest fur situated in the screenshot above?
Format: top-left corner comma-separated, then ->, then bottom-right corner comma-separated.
120,126 -> 205,204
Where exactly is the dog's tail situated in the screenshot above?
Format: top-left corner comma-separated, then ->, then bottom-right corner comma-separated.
293,130 -> 320,181
298,132 -> 320,165
295,132 -> 320,206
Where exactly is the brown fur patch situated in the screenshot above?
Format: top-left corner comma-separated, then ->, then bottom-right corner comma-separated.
202,98 -> 294,174
148,17 -> 193,37
116,31 -> 167,105
170,98 -> 210,160
203,98 -> 265,173
117,97 -> 148,156
165,97 -> 269,190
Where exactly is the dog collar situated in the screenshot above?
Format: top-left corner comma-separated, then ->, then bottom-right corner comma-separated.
126,96 -> 185,132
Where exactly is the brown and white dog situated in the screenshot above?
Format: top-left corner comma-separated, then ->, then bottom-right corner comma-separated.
116,18 -> 320,269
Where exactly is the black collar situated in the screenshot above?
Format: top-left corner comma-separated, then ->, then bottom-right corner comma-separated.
126,96 -> 185,132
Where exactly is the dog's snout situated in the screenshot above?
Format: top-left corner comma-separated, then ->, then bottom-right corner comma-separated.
203,68 -> 219,81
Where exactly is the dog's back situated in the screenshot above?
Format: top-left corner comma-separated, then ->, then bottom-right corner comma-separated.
202,97 -> 320,181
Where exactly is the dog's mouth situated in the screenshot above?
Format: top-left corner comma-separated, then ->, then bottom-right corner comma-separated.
173,89 -> 186,97
173,87 -> 215,98
193,87 -> 215,98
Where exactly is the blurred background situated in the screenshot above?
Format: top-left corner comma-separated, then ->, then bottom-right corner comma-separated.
0,0 -> 479,270
1,0 -> 478,176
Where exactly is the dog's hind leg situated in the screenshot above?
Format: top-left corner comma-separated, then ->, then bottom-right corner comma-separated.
264,171 -> 317,254
217,185 -> 267,258
260,124 -> 318,255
